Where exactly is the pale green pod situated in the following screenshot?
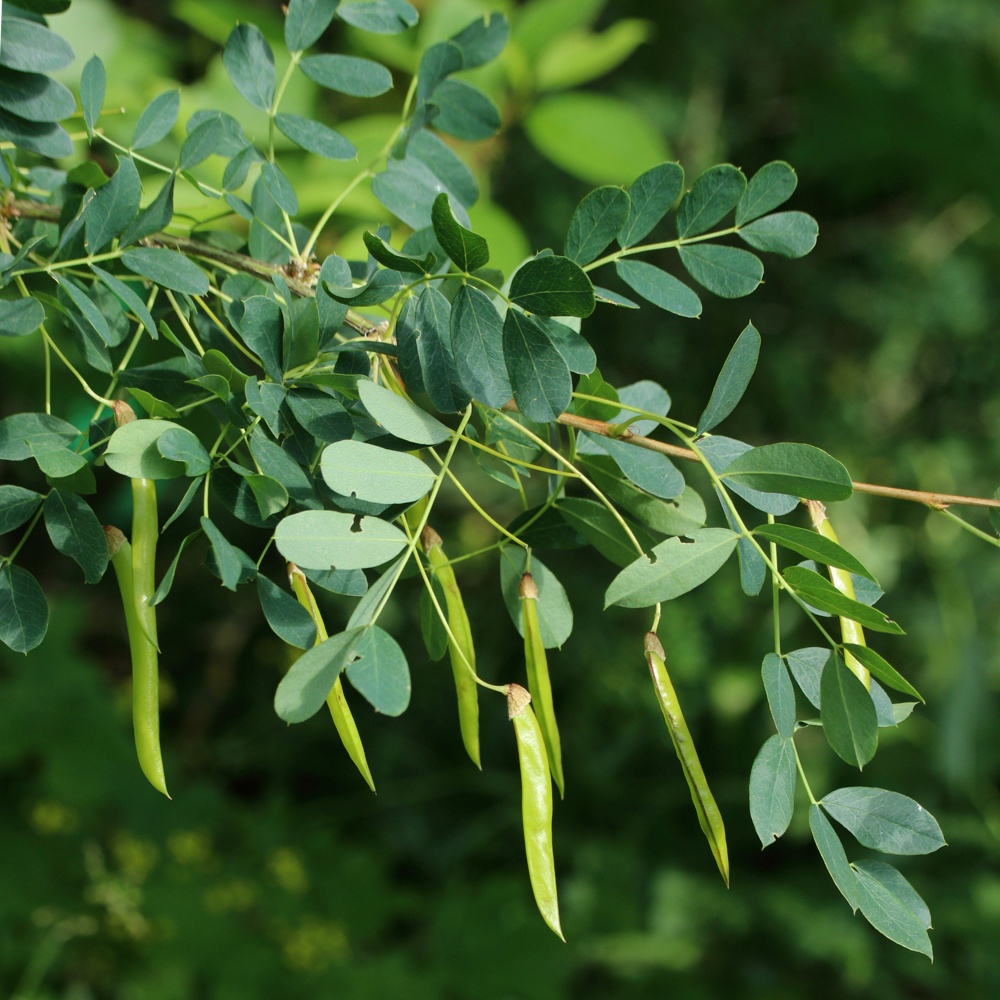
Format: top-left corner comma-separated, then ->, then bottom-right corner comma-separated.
806,501 -> 870,688
423,526 -> 481,768
645,632 -> 728,886
288,563 -> 376,792
507,683 -> 564,941
519,572 -> 564,797
105,525 -> 169,798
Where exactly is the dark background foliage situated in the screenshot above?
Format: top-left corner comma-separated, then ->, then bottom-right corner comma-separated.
2,0 -> 999,996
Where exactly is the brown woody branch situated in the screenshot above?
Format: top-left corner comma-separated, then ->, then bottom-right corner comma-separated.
554,411 -> 1000,511
7,199 -> 999,511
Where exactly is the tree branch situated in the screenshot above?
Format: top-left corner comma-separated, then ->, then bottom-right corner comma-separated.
4,197 -> 378,333
9,198 -> 998,512
555,411 -> 1000,510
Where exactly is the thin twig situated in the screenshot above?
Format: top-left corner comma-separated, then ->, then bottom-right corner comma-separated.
553,410 -> 1000,510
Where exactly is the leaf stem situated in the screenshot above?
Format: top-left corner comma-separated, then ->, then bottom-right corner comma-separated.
38,324 -> 116,406
769,514 -> 782,657
269,51 -> 301,161
459,432 -> 577,477
164,289 -> 205,356
427,450 -> 528,548
936,507 -> 1000,549
193,294 -> 260,363
494,409 -> 646,557
3,503 -> 46,566
791,737 -> 818,806
584,225 -> 741,272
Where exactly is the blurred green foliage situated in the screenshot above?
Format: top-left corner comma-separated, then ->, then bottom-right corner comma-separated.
2,0 -> 1000,996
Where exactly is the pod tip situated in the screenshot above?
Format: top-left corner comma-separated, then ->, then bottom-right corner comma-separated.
505,682 -> 531,719
643,631 -> 665,659
421,524 -> 443,551
113,399 -> 137,427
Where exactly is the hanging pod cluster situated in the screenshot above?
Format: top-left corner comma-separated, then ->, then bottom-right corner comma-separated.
0,0 -> 953,955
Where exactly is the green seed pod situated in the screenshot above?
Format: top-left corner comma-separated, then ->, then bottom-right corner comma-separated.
644,631 -> 728,886
506,683 -> 564,941
422,526 -> 481,768
519,572 -> 564,797
806,501 -> 870,688
288,563 -> 375,792
105,525 -> 169,798
131,477 -> 160,649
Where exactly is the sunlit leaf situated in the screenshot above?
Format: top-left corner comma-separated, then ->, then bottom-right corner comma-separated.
749,735 -> 796,847
821,787 -> 945,855
697,323 -> 760,434
810,804 -> 860,911
679,244 -> 763,298
564,185 -> 630,265
616,259 -> 701,318
784,567 -> 904,634
762,652 -> 796,738
820,653 -> 878,768
721,442 -> 853,502
737,161 -> 798,225
274,510 -> 408,570
677,164 -> 746,236
605,528 -> 739,608
223,22 -> 275,111
510,255 -> 595,318
358,379 -> 452,445
347,625 -> 411,716
320,440 -> 434,504
853,860 -> 933,958
739,211 -> 818,258
0,563 -> 49,653
502,308 -> 572,422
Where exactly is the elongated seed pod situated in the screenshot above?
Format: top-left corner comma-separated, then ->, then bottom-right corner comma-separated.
105,525 -> 169,797
644,632 -> 728,886
519,573 -> 564,797
806,501 -> 870,688
112,403 -> 159,654
288,563 -> 375,792
422,526 -> 481,768
506,683 -> 564,941
131,478 -> 160,649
